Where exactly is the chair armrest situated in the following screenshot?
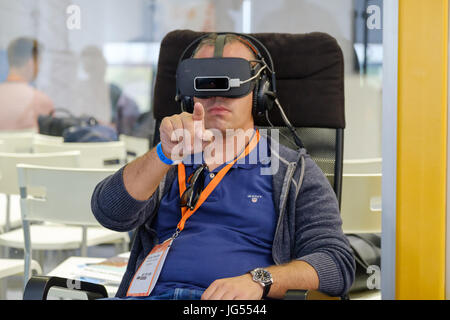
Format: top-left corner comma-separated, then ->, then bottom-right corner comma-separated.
23,276 -> 108,300
284,289 -> 344,300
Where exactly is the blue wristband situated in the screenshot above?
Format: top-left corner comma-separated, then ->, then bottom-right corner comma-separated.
156,142 -> 175,165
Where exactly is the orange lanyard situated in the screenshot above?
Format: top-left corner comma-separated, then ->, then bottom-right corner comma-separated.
176,130 -> 260,232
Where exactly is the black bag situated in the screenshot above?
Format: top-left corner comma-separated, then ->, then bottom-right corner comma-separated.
63,125 -> 118,142
38,108 -> 98,137
346,233 -> 381,293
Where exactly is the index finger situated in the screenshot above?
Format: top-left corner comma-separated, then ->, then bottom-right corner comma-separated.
192,102 -> 205,122
192,102 -> 207,140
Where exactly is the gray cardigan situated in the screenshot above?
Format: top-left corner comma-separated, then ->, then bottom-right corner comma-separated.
91,136 -> 355,298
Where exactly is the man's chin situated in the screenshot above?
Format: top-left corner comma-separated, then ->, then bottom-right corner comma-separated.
205,118 -> 231,133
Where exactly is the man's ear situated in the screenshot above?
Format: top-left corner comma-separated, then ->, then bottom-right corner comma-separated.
32,57 -> 40,80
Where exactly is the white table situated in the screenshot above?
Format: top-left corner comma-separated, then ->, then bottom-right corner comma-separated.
46,253 -> 129,299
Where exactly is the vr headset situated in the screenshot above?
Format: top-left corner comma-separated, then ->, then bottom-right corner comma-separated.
177,57 -> 254,98
175,33 -> 277,118
175,32 -> 303,148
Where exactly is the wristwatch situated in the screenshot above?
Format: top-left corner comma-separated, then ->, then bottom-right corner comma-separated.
250,268 -> 273,299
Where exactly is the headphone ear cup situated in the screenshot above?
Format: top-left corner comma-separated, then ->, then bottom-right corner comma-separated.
254,75 -> 273,117
180,96 -> 194,113
252,81 -> 259,118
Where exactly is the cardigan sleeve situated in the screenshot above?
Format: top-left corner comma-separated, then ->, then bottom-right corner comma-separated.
91,166 -> 159,232
293,154 -> 356,296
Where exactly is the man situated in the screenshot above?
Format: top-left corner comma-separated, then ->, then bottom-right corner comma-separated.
0,37 -> 54,130
92,33 -> 355,300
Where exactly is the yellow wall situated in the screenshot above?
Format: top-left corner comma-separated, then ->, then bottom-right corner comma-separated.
397,0 -> 448,299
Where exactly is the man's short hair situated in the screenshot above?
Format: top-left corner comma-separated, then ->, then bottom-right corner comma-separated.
192,33 -> 257,60
7,37 -> 41,68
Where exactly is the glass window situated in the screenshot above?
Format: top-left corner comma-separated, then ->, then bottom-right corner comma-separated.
0,0 -> 383,296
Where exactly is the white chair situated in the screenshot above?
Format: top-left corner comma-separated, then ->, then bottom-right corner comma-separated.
0,129 -> 36,134
0,140 -> 5,152
33,140 -> 127,168
0,259 -> 42,281
343,158 -> 382,174
119,134 -> 149,162
0,151 -> 81,233
0,131 -> 34,153
0,258 -> 42,299
0,164 -> 129,287
340,174 -> 382,234
32,133 -> 64,144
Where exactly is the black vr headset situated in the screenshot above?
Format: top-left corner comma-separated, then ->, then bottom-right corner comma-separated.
175,32 -> 303,148
175,32 -> 277,118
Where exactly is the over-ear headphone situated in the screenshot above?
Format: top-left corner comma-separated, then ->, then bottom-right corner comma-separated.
175,32 -> 277,119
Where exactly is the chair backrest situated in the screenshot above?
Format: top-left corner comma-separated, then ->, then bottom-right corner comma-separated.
0,131 -> 34,153
340,174 -> 382,233
17,164 -> 117,226
151,30 -> 345,205
32,140 -> 126,168
33,133 -> 64,144
343,158 -> 382,174
119,134 -> 149,160
0,151 -> 81,195
0,140 -> 4,152
274,126 -> 344,204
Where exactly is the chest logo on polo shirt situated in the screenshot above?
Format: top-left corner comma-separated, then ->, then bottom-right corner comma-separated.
248,194 -> 262,203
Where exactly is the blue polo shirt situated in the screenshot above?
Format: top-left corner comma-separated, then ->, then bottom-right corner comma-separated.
151,135 -> 276,295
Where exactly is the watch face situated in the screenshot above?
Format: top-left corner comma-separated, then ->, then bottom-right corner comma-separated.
253,268 -> 272,284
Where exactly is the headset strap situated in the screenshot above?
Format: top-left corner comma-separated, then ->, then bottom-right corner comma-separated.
214,34 -> 227,57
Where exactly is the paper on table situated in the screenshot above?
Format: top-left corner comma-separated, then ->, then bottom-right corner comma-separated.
76,256 -> 128,284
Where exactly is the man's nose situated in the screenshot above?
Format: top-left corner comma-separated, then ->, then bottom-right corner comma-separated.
207,96 -> 226,104
213,96 -> 228,103
202,96 -> 228,106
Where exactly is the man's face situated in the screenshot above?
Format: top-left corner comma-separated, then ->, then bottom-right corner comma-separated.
193,41 -> 255,133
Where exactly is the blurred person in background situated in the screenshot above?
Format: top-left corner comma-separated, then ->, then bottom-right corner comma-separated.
0,37 -> 54,130
77,46 -> 140,134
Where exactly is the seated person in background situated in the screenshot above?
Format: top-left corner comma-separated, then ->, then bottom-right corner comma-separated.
0,37 -> 54,130
91,33 -> 355,300
77,46 -> 141,133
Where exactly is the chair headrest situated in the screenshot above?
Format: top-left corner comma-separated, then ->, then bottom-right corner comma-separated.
153,30 -> 345,129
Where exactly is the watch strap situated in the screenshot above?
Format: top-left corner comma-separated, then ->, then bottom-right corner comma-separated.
262,282 -> 271,299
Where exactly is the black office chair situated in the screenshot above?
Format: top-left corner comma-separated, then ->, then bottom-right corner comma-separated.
23,30 -> 347,300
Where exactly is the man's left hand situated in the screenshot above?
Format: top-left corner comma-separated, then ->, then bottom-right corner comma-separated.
201,273 -> 264,300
